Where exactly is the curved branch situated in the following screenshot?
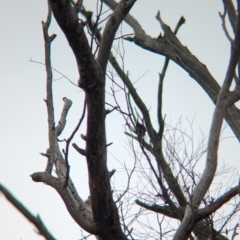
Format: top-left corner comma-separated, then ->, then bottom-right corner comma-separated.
31,172 -> 98,234
97,0 -> 136,73
197,186 -> 239,221
103,0 -> 146,36
222,0 -> 237,34
174,3 -> 240,238
192,0 -> 240,209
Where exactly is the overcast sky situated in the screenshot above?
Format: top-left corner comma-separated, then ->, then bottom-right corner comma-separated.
0,1 -> 239,239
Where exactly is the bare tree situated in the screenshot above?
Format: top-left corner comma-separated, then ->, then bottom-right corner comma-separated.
1,0 -> 240,240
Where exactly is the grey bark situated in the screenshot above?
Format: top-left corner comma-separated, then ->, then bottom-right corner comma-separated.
32,1 -> 137,239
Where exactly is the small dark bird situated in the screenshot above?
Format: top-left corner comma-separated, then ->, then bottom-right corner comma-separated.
136,122 -> 146,137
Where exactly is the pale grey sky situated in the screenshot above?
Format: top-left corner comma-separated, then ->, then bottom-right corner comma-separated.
0,1 -> 239,239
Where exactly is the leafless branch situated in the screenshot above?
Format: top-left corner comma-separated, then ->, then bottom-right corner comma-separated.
0,184 -> 56,240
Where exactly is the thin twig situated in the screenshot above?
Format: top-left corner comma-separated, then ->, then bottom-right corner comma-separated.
29,59 -> 78,87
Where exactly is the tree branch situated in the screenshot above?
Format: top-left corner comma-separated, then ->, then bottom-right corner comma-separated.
31,2 -> 99,236
48,1 -> 137,239
97,0 -> 136,73
0,184 -> 56,240
108,47 -> 187,207
174,2 -> 240,238
197,186 -> 239,221
31,172 -> 97,234
49,0 -> 101,90
55,97 -> 72,136
135,199 -> 183,219
222,0 -> 237,34
156,14 -> 185,138
42,0 -> 57,173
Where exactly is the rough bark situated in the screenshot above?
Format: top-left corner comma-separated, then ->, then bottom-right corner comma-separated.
33,1 -> 137,239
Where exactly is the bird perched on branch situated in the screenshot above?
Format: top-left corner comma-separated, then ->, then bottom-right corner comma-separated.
136,122 -> 146,137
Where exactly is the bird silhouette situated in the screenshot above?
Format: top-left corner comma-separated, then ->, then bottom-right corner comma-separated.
136,122 -> 146,137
